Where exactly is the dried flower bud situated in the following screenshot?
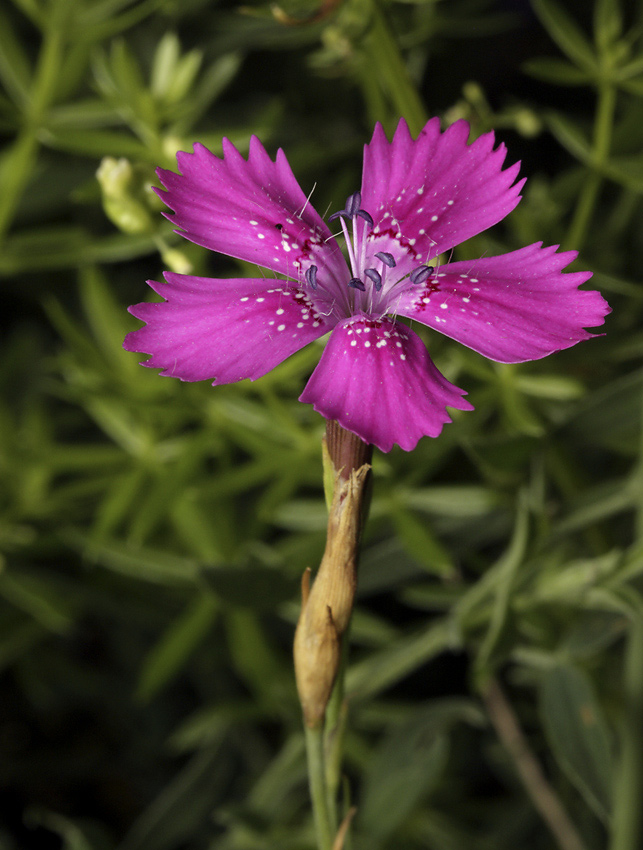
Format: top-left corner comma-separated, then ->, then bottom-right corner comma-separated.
293,464 -> 370,727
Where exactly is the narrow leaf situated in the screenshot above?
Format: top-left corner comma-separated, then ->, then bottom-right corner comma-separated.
540,664 -> 613,822
137,594 -> 218,701
532,0 -> 598,71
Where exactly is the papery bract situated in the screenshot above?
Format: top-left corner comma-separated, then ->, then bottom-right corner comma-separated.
124,118 -> 610,452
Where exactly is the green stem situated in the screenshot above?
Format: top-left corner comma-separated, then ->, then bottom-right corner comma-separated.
483,678 -> 588,850
563,81 -> 616,252
362,0 -> 427,135
0,11 -> 66,241
610,616 -> 643,850
323,634 -> 349,826
305,723 -> 335,850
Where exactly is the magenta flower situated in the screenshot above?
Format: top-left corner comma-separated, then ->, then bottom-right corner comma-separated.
124,118 -> 609,452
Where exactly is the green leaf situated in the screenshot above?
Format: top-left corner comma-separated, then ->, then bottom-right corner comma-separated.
523,57 -> 593,86
0,572 -> 74,633
0,7 -> 32,104
546,111 -> 593,164
475,496 -> 529,674
562,368 -> 643,454
150,32 -> 182,99
359,702 -> 480,845
532,0 -> 598,72
540,664 -> 613,822
43,127 -> 150,159
604,154 -> 643,194
65,531 -> 201,585
24,810 -> 96,850
391,503 -> 456,577
202,564 -> 297,610
547,114 -> 643,193
398,485 -> 500,517
346,619 -> 457,701
79,265 -> 137,372
224,609 -> 284,702
137,594 -> 218,701
515,373 -> 584,400
593,0 -> 622,52
119,746 -> 227,850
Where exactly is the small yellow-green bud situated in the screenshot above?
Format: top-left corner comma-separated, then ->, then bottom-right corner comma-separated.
160,247 -> 193,275
513,108 -> 542,138
96,157 -> 157,235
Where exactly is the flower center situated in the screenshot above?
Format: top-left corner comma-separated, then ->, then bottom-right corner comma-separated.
305,191 -> 435,318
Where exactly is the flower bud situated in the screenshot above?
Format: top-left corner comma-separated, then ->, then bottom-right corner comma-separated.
96,157 -> 159,235
293,463 -> 370,727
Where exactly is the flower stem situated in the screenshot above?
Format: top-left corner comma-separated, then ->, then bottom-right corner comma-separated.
296,422 -> 372,849
609,616 -> 643,850
564,81 -> 616,252
325,419 -> 373,483
482,678 -> 588,850
305,722 -> 336,850
0,6 -> 67,241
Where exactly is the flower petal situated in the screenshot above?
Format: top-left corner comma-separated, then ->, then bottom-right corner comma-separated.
299,316 -> 473,452
393,243 -> 610,363
156,136 -> 349,294
361,118 -> 524,267
124,273 -> 331,383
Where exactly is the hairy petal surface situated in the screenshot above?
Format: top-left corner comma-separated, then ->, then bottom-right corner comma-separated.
156,137 -> 349,292
361,118 -> 524,267
394,243 -> 610,363
299,316 -> 473,452
124,273 -> 330,383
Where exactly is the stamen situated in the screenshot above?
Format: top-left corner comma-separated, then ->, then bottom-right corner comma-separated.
345,192 -> 362,217
375,252 -> 396,268
329,191 -> 373,226
348,278 -> 366,291
410,265 -> 435,285
305,265 -> 318,289
364,268 -> 382,291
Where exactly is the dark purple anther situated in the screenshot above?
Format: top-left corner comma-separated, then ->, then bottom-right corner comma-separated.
348,278 -> 366,291
345,192 -> 362,217
375,252 -> 396,268
329,192 -> 374,227
305,265 -> 318,289
364,268 -> 382,291
356,209 -> 374,227
410,265 -> 435,285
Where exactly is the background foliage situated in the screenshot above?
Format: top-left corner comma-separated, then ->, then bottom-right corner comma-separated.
2,0 -> 643,847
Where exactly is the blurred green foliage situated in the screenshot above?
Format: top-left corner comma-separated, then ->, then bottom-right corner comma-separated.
2,0 -> 643,847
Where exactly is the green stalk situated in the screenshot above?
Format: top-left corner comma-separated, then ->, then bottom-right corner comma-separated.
563,81 -> 616,252
323,634 -> 349,826
297,423 -> 372,849
305,723 -> 336,850
0,11 -> 66,240
611,379 -> 643,849
609,616 -> 643,850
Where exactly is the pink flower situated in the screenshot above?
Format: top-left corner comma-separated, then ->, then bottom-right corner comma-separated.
124,118 -> 609,452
